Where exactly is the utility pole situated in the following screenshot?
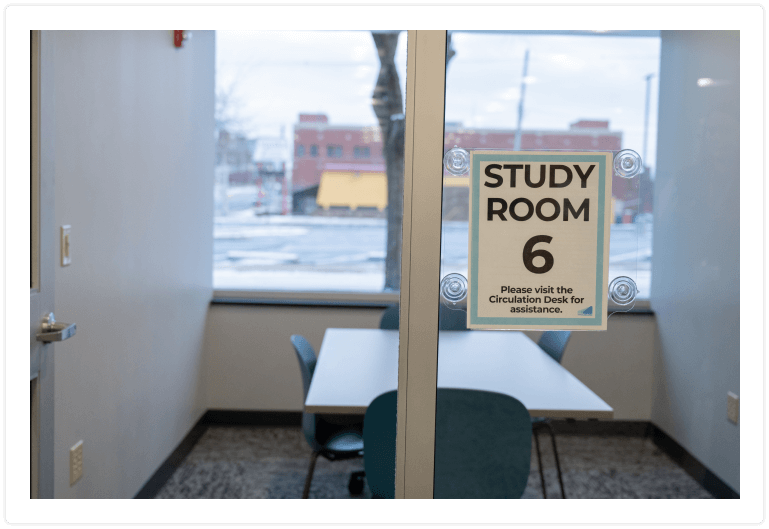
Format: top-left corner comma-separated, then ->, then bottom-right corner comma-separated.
639,73 -> 656,219
513,49 -> 529,152
642,73 -> 654,167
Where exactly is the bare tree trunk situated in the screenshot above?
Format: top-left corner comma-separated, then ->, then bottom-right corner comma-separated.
383,119 -> 404,291
373,32 -> 455,291
372,33 -> 404,291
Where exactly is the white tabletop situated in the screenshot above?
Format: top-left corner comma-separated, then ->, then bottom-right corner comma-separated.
305,328 -> 613,419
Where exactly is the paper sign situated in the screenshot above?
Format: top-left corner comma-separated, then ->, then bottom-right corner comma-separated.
467,151 -> 612,330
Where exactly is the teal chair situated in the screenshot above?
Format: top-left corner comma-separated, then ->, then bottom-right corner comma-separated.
379,305 -> 399,330
379,304 -> 467,331
290,335 -> 365,498
532,330 -> 572,499
363,388 -> 532,499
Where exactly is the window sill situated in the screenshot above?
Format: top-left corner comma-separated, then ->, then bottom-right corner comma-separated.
212,289 -> 653,313
212,289 -> 399,308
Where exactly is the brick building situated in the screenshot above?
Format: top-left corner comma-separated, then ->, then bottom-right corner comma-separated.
292,114 -> 651,220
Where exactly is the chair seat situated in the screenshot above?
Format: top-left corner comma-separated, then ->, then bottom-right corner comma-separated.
323,431 -> 364,455
531,416 -> 549,424
291,334 -> 366,498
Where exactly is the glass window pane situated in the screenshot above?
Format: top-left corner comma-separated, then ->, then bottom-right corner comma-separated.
442,31 -> 660,299
214,31 -> 408,293
433,30 -> 662,500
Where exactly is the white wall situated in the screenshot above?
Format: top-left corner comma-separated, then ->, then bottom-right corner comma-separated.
205,304 -> 383,410
206,304 -> 654,420
650,31 -> 740,492
49,31 -> 215,498
558,313 -> 656,421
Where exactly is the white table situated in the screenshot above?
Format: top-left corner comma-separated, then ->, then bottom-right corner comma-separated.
305,328 -> 613,419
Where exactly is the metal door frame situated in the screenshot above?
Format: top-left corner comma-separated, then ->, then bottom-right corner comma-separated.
396,30 -> 447,499
29,29 -> 56,499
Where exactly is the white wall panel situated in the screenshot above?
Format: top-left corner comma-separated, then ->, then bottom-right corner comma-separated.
650,30 -> 740,493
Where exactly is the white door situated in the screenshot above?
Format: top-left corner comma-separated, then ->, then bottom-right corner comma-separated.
30,30 -> 75,499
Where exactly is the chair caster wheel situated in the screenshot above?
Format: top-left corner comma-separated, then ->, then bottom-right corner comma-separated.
348,471 -> 365,495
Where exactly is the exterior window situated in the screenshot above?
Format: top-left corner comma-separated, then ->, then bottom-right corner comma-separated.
214,31 -> 407,293
213,30 -> 658,299
442,31 -> 660,300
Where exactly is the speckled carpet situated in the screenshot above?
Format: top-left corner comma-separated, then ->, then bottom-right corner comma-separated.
154,425 -> 712,499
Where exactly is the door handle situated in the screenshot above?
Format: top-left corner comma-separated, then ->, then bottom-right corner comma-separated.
36,312 -> 76,343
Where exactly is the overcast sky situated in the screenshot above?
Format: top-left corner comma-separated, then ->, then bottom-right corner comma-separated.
216,31 -> 660,170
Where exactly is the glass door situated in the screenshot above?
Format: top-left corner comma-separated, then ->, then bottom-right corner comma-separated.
397,30 -> 659,499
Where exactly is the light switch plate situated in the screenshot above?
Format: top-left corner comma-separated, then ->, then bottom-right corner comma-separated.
61,225 -> 71,266
727,392 -> 739,424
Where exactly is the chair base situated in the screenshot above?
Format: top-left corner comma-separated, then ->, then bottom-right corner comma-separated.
302,451 -> 321,499
348,470 -> 365,495
302,450 -> 365,499
533,420 -> 566,499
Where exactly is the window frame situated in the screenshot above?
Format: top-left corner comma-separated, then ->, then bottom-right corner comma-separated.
325,144 -> 342,158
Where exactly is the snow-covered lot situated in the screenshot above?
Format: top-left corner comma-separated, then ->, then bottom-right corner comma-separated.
213,202 -> 652,297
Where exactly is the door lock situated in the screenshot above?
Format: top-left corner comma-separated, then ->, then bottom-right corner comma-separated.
36,313 -> 76,342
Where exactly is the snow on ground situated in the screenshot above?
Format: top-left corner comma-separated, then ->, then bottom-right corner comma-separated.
214,225 -> 309,239
212,209 -> 652,299
214,211 -> 387,227
214,265 -> 650,300
214,268 -> 386,292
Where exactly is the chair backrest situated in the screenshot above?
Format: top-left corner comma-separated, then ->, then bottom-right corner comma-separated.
379,304 -> 468,331
537,330 -> 572,364
290,335 -> 320,451
363,388 -> 532,499
290,334 -> 317,398
379,305 -> 400,330
439,305 -> 468,331
362,390 -> 398,498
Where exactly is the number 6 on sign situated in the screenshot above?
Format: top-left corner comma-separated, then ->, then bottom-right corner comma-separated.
522,235 -> 553,274
467,151 -> 612,330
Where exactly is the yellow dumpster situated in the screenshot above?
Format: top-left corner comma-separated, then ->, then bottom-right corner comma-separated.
316,171 -> 388,211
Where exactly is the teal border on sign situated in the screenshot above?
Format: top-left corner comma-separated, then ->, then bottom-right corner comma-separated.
469,153 -> 607,327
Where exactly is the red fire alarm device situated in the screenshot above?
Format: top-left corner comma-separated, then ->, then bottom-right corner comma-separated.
173,30 -> 184,48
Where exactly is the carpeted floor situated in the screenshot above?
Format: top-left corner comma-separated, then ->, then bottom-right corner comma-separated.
154,425 -> 713,499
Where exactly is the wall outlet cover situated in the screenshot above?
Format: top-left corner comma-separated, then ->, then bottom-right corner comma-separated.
70,440 -> 83,486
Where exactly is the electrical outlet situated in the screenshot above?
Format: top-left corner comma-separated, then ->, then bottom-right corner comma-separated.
70,440 -> 83,486
61,225 -> 71,266
727,392 -> 739,424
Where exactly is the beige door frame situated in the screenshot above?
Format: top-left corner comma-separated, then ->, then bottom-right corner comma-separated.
396,30 -> 448,499
30,30 -> 56,499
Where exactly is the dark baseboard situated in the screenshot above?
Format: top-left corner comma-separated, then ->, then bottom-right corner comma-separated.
551,419 -> 739,499
134,409 -> 302,498
133,413 -> 209,499
202,409 -> 302,426
135,413 -> 738,500
649,424 -> 739,499
550,418 -> 652,437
